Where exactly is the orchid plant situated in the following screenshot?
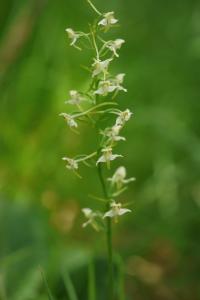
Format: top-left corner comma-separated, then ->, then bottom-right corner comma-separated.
60,0 -> 135,298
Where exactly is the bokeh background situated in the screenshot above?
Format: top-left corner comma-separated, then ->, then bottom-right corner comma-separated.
1,0 -> 200,299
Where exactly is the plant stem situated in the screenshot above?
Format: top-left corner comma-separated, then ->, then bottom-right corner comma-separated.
86,0 -> 102,16
73,102 -> 117,118
88,259 -> 96,300
90,28 -> 100,60
76,151 -> 97,162
97,163 -> 114,300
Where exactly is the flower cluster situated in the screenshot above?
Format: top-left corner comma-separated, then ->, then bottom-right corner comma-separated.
60,1 -> 135,229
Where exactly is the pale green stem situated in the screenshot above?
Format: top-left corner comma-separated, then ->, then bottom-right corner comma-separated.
97,162 -> 114,300
116,255 -> 125,300
90,28 -> 100,60
63,271 -> 78,300
73,102 -> 116,118
86,0 -> 102,16
76,151 -> 97,162
88,260 -> 96,300
88,194 -> 107,203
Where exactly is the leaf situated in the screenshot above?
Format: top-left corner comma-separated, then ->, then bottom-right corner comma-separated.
62,271 -> 78,300
88,260 -> 96,300
40,267 -> 55,300
12,268 -> 42,300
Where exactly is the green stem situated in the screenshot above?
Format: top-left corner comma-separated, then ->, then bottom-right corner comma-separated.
97,163 -> 114,300
76,151 -> 97,162
88,259 -> 96,300
73,102 -> 116,118
86,0 -> 102,16
90,27 -> 100,60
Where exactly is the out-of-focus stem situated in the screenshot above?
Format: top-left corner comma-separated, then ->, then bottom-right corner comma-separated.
97,163 -> 114,300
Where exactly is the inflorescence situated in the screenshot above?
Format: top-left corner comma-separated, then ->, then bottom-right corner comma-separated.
60,1 -> 135,230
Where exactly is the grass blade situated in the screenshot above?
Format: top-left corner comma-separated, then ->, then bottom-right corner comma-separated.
116,255 -> 126,300
88,260 -> 96,300
39,267 -> 55,300
0,273 -> 7,300
63,271 -> 78,300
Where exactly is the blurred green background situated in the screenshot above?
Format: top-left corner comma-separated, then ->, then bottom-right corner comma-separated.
0,0 -> 200,299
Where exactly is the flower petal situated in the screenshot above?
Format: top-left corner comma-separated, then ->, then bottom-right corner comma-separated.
103,210 -> 115,218
109,154 -> 123,161
118,208 -> 131,216
96,155 -> 106,164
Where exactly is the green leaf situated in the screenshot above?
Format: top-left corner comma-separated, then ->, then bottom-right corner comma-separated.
63,271 -> 78,300
88,260 -> 96,300
40,268 -> 55,300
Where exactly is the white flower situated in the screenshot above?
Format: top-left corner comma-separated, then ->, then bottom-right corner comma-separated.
92,58 -> 112,77
108,166 -> 135,189
82,208 -> 100,231
101,125 -> 125,143
65,28 -> 80,46
103,201 -> 131,221
59,113 -> 78,128
96,147 -> 122,167
112,73 -> 127,92
106,39 -> 125,57
116,109 -> 132,126
98,12 -> 118,30
62,157 -> 78,170
94,80 -> 116,96
65,90 -> 84,105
